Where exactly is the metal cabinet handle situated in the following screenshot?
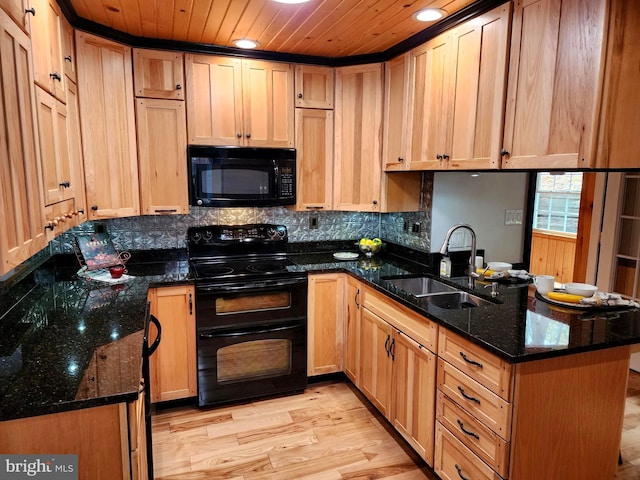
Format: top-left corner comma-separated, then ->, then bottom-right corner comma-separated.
460,351 -> 483,368
501,149 -> 510,157
457,419 -> 480,440
176,84 -> 182,90
384,334 -> 390,357
50,72 -> 61,81
355,288 -> 360,309
389,338 -> 395,360
91,205 -> 98,211
154,209 -> 178,213
25,7 -> 35,15
436,154 -> 443,160
458,385 -> 481,404
398,157 -> 404,162
297,93 -> 303,98
246,133 -> 251,138
64,55 -> 72,62
189,293 -> 193,315
236,133 -> 242,138
455,464 -> 469,480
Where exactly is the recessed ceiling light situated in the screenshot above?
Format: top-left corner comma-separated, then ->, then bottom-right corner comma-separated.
414,8 -> 447,22
234,39 -> 259,49
272,0 -> 311,4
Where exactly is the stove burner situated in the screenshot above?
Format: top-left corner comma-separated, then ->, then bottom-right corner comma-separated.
193,265 -> 235,278
246,261 -> 289,274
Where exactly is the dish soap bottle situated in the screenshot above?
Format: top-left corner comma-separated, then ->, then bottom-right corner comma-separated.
440,255 -> 452,277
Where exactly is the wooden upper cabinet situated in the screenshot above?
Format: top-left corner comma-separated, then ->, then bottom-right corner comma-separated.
383,53 -> 412,171
595,0 -> 640,169
0,0 -> 33,32
293,108 -> 334,211
294,64 -> 334,109
0,9 -> 46,274
185,54 -> 294,147
502,0 -> 606,169
75,31 -> 139,219
136,98 -> 188,215
334,63 -> 383,212
408,32 -> 453,170
36,86 -> 74,205
30,0 -> 64,102
133,48 -> 184,99
242,60 -> 294,147
448,3 -> 511,170
60,15 -> 75,82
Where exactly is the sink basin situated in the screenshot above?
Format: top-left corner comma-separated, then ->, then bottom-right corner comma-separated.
422,291 -> 493,309
383,276 -> 460,297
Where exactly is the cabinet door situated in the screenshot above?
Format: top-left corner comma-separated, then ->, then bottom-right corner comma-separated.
136,98 -> 188,215
133,48 -> 184,99
76,31 -> 139,219
408,33 -> 453,170
502,0 -> 605,169
0,0 -> 31,32
294,108 -> 333,211
360,307 -> 393,416
391,331 -> 437,466
448,3 -> 510,170
307,273 -> 344,376
60,15 -> 75,83
30,0 -> 64,101
344,276 -> 361,385
0,10 -> 46,274
185,54 -> 243,145
334,63 -> 383,212
66,79 -> 86,223
148,285 -> 197,403
36,86 -> 73,205
383,53 -> 412,171
242,59 -> 294,147
294,64 -> 334,109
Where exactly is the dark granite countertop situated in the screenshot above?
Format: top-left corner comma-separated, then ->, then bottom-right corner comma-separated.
287,250 -> 640,363
2,244 -> 640,422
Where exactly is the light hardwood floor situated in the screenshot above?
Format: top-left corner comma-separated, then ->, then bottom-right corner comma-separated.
153,372 -> 640,479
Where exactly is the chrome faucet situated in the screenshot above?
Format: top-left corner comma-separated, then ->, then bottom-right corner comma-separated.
439,223 -> 479,288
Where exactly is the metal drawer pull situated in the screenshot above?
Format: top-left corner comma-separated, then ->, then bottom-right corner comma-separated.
457,385 -> 481,404
455,464 -> 469,480
384,334 -> 390,357
460,351 -> 483,368
457,419 -> 480,440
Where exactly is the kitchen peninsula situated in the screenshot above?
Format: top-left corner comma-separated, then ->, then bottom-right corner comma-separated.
1,246 -> 639,479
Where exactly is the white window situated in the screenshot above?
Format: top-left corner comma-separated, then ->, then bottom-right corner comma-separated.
532,172 -> 583,235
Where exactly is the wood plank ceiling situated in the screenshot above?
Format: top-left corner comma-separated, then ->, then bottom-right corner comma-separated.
68,0 -> 477,58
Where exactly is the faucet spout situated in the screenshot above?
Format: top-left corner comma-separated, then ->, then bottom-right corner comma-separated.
439,223 -> 477,288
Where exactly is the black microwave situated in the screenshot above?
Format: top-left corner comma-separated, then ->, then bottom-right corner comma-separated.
187,146 -> 296,207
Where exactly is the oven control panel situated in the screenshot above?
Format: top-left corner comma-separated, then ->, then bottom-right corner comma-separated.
188,224 -> 288,245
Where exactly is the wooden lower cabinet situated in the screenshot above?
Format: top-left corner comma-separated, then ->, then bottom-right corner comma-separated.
148,285 -> 197,403
435,328 -> 630,480
359,285 -> 438,465
307,273 -> 344,376
344,275 -> 361,385
0,402 -> 141,479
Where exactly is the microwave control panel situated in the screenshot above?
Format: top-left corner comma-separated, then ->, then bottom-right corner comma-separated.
279,166 -> 294,197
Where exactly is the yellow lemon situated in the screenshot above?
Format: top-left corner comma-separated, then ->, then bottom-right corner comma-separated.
372,238 -> 382,245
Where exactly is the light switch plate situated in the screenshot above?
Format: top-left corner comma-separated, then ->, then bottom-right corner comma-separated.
505,209 -> 523,225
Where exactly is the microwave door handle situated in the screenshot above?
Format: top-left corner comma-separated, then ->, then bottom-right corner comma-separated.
273,160 -> 279,197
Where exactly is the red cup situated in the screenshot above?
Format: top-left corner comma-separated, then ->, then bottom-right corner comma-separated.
109,266 -> 125,279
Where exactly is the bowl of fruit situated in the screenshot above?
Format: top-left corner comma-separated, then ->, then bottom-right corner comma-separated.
358,237 -> 382,258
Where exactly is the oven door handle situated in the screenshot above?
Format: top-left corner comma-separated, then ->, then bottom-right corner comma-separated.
146,314 -> 162,356
197,277 -> 306,292
199,323 -> 299,339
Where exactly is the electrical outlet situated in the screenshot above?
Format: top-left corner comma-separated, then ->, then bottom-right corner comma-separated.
309,215 -> 318,230
505,209 -> 523,225
411,222 -> 421,235
403,220 -> 409,232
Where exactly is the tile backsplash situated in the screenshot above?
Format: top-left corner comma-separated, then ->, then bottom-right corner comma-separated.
50,206 -> 431,255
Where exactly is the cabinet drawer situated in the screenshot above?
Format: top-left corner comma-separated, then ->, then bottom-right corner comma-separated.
363,286 -> 438,352
438,329 -> 512,400
437,391 -> 509,477
437,359 -> 512,440
435,422 -> 500,480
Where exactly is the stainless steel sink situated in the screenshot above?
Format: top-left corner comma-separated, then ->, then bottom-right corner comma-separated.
421,291 -> 493,309
383,276 -> 460,297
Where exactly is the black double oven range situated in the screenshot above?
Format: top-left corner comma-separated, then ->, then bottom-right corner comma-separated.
187,224 -> 308,407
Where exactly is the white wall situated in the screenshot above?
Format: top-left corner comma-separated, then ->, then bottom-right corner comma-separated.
431,172 -> 529,264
